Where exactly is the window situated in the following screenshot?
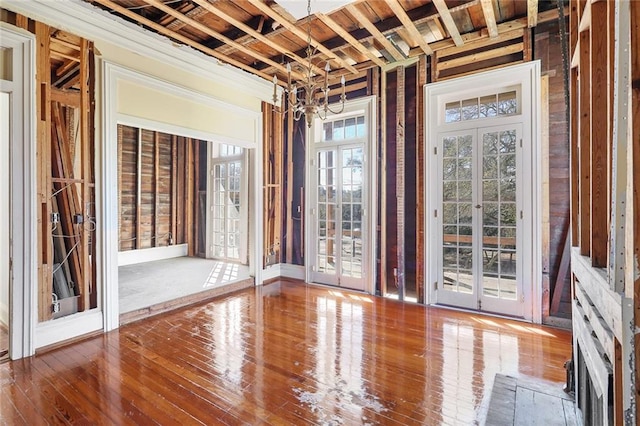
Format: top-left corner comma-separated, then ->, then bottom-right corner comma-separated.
445,90 -> 518,123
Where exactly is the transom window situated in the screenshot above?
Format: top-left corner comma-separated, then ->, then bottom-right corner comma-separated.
218,143 -> 243,157
445,90 -> 518,123
322,115 -> 366,142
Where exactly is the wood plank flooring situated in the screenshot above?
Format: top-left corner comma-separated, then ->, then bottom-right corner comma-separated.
0,280 -> 572,425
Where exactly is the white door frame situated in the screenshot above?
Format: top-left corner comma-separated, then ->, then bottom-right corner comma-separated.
102,62 -> 264,332
0,23 -> 37,359
305,96 -> 377,294
424,62 -> 542,323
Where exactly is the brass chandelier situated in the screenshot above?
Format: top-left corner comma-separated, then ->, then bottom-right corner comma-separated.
272,0 -> 346,128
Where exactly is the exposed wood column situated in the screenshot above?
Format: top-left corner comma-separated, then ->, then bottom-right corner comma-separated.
416,56 -> 427,303
79,38 -> 91,311
578,30 -> 590,256
396,66 -> 405,299
589,1 -> 608,268
569,0 -> 579,245
36,22 -> 52,321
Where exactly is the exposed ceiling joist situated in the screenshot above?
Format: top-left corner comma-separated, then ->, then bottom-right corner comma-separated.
384,0 -> 433,55
528,0 -> 539,28
344,3 -> 405,62
141,0 -> 301,79
316,13 -> 386,67
89,0 -> 276,80
432,0 -> 464,46
191,0 -> 325,76
480,0 -> 499,38
245,0 -> 359,74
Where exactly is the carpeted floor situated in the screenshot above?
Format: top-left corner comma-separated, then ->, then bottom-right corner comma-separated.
119,257 -> 251,314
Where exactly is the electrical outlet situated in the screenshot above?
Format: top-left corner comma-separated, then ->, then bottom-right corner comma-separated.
51,212 -> 60,224
73,214 -> 84,224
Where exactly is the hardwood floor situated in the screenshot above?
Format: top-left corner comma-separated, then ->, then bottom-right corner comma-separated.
0,280 -> 572,425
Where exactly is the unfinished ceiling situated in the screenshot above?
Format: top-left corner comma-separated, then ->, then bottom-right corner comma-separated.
83,0 -> 559,83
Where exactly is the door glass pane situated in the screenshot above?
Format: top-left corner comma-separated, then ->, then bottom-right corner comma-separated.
317,150 -> 337,274
442,134 -> 474,294
211,154 -> 243,260
482,130 -> 517,300
341,147 -> 363,279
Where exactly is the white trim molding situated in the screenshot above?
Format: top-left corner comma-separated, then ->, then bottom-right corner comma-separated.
0,23 -> 37,359
424,61 -> 542,323
118,244 -> 189,266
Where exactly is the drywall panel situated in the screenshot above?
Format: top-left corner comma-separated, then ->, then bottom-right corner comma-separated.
117,80 -> 256,143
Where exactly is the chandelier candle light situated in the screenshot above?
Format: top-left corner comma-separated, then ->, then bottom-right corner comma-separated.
272,0 -> 346,128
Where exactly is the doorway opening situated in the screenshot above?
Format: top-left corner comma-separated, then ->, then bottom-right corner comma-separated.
306,96 -> 377,293
117,125 -> 251,318
425,63 -> 541,321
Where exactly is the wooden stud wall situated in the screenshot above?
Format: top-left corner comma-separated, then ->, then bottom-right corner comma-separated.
263,102 -> 283,266
21,16 -> 99,322
117,125 -> 200,254
569,0 -> 639,421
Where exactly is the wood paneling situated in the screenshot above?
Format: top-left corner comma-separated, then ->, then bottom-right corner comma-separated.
0,281 -> 572,425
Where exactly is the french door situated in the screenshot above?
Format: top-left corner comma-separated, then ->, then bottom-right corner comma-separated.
435,123 -> 526,317
310,144 -> 366,291
208,145 -> 248,263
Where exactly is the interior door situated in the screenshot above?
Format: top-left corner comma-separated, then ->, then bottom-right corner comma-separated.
310,145 -> 365,291
436,124 -> 524,317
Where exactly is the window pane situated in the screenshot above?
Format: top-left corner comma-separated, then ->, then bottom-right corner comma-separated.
344,117 -> 356,139
356,116 -> 365,136
332,120 -> 344,140
445,101 -> 461,122
498,91 -> 518,115
461,98 -> 478,120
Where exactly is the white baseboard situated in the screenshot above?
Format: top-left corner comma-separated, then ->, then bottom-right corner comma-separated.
261,264 -> 281,281
35,311 -> 103,349
280,264 -> 306,281
118,244 -> 188,266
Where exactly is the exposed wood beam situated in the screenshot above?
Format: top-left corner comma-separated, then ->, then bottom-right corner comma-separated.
316,13 -> 386,67
480,0 -> 499,38
344,3 -> 404,62
90,0 -> 275,81
50,88 -> 81,107
245,0 -> 359,74
438,29 -> 523,57
50,50 -> 80,63
141,0 -> 300,79
437,42 -> 523,70
432,0 -> 464,46
384,0 -> 433,55
191,0 -> 325,76
528,0 -> 539,28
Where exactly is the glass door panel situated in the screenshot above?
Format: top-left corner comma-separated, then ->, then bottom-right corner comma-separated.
479,126 -> 521,316
210,154 -> 244,262
436,125 -> 523,316
312,145 -> 365,290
